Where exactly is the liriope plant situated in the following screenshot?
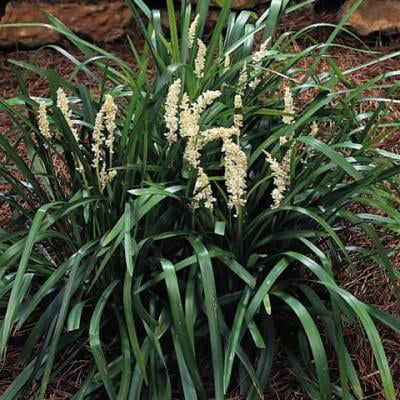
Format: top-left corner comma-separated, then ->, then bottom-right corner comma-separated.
1,0 -> 400,399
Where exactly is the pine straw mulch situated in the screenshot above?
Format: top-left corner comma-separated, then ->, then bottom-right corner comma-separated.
1,8 -> 400,399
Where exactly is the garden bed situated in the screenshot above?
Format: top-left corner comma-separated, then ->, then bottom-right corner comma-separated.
1,4 -> 400,399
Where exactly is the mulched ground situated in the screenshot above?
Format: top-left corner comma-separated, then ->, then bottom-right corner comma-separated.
0,6 -> 400,399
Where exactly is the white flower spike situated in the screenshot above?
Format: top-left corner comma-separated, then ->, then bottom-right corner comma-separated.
188,14 -> 199,49
195,39 -> 207,79
164,79 -> 181,145
38,102 -> 51,139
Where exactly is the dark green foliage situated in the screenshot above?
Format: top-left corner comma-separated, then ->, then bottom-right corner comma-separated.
0,1 -> 400,399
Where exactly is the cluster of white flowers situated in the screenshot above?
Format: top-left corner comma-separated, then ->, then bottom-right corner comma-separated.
264,84 -> 296,206
201,127 -> 239,146
180,90 -> 221,139
234,63 -> 248,130
249,38 -> 271,89
179,93 -> 202,167
177,93 -> 226,208
310,121 -> 318,137
57,88 -> 79,144
264,146 -> 292,208
180,91 -> 246,216
301,121 -> 319,163
184,127 -> 242,208
91,94 -> 118,189
279,136 -> 288,146
195,39 -> 207,79
234,94 -> 243,129
164,79 -> 181,144
38,102 -> 51,140
188,15 -> 199,49
223,54 -> 231,73
183,136 -> 202,168
36,91 -> 118,188
163,72 -> 248,216
192,167 -> 216,209
103,95 -> 118,158
238,63 -> 248,95
56,88 -> 86,173
188,15 -> 207,79
99,163 -> 117,189
282,86 -> 295,125
178,93 -> 192,137
194,90 -> 221,115
278,86 -> 296,146
92,109 -> 104,170
179,90 -> 222,168
223,139 -> 247,216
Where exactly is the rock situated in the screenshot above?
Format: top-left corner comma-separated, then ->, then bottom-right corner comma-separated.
341,0 -> 400,35
0,1 -> 132,47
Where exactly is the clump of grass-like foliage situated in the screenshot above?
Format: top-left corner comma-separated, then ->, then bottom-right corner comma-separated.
1,0 -> 400,399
